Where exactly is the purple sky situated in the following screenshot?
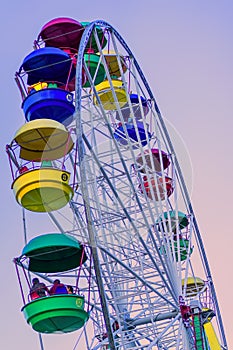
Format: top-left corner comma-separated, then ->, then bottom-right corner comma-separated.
1,1 -> 232,349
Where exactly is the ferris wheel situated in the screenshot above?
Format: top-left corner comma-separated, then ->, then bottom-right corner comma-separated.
6,17 -> 228,350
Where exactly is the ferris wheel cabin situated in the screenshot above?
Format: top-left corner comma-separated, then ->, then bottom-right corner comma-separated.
12,168 -> 73,212
114,121 -> 152,147
157,210 -> 189,232
81,21 -> 107,53
21,47 -> 76,86
94,79 -> 127,110
182,277 -> 206,297
159,238 -> 192,262
22,294 -> 88,334
100,50 -> 127,78
14,119 -> 74,161
38,17 -> 84,49
116,93 -> 149,122
140,175 -> 174,200
83,53 -> 106,87
136,148 -> 170,173
22,87 -> 75,126
21,233 -> 87,273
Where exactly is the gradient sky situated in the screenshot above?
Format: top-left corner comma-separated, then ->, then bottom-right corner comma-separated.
1,1 -> 232,349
